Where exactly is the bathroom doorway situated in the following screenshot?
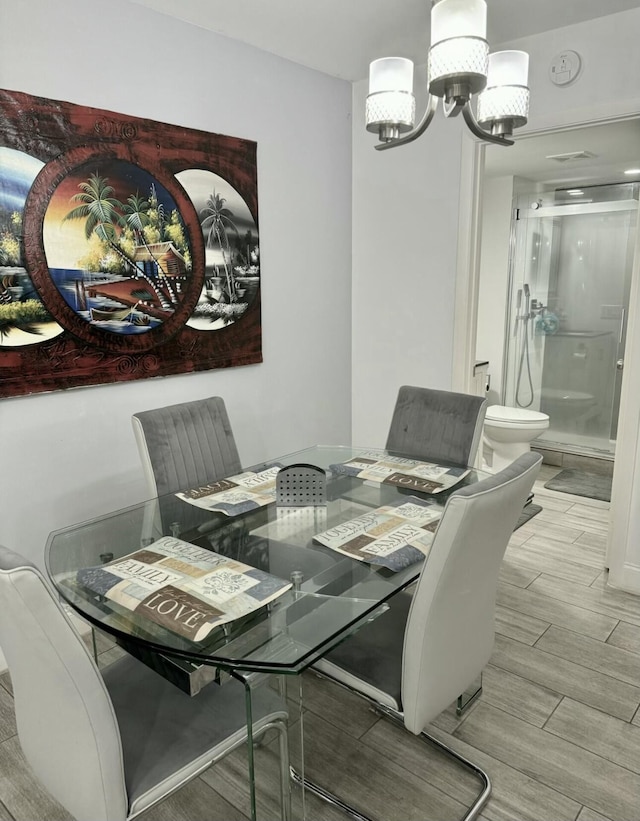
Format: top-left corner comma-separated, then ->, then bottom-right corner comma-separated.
505,183 -> 638,457
475,118 -> 640,462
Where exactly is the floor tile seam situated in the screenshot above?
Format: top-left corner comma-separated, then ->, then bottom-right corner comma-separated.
533,516 -> 609,538
509,539 -> 606,571
481,665 -> 563,729
535,488 -> 610,509
497,580 -> 620,628
494,602 -> 550,643
484,656 -> 584,708
0,798 -> 16,821
521,526 -> 597,547
536,508 -> 609,536
455,704 -> 640,818
540,693 -> 566,731
333,721 -> 471,814
529,576 -> 640,626
502,554 -> 602,588
531,630 -> 640,690
484,661 -> 562,702
589,573 -> 608,589
575,536 -> 608,551
520,514 -> 586,537
543,709 -> 640,777
602,618 -> 622,645
604,619 -> 640,653
535,620 -> 640,662
430,725 -> 585,821
304,696 -> 388,743
490,640 -> 640,713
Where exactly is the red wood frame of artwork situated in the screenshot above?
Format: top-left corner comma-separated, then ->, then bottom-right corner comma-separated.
0,88 -> 262,398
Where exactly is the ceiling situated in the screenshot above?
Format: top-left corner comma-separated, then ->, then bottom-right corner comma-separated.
484,119 -> 640,188
128,0 -> 640,82
128,0 -> 640,189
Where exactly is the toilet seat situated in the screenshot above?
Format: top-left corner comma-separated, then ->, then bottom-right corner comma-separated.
485,405 -> 549,429
541,388 -> 595,406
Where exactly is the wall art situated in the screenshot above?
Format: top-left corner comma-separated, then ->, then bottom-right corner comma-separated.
0,89 -> 261,398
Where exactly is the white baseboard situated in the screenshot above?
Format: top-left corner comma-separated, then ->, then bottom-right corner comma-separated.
607,561 -> 640,595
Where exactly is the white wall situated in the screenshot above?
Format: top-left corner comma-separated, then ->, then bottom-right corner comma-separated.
505,8 -> 640,133
351,83 -> 466,446
0,0 -> 353,567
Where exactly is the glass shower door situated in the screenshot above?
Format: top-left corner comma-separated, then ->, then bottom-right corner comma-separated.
503,184 -> 638,458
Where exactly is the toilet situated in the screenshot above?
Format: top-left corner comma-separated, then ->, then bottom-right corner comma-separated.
482,405 -> 549,472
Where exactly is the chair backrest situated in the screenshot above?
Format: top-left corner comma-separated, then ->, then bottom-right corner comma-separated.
132,396 -> 242,496
386,385 -> 488,468
401,452 -> 541,734
0,546 -> 128,821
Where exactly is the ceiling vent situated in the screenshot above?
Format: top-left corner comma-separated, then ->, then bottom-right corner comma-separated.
546,150 -> 596,162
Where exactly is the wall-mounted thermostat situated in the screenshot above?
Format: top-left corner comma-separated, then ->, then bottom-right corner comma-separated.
549,51 -> 581,86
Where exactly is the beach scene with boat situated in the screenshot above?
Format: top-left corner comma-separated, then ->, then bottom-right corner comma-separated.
42,159 -> 193,337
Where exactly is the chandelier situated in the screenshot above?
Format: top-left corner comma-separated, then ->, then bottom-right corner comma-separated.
366,0 -> 530,150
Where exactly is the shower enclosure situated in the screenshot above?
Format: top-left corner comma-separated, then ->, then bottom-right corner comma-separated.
503,182 -> 639,458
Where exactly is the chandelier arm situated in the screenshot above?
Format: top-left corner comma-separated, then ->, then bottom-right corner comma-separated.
461,102 -> 514,146
375,94 -> 439,151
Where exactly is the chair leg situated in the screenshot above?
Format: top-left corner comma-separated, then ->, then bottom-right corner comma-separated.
293,675 -> 491,821
457,672 -> 483,716
290,766 -> 372,821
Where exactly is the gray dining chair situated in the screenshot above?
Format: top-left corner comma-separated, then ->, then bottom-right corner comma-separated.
304,451 -> 542,821
386,385 -> 488,468
0,545 -> 290,821
132,395 -> 242,497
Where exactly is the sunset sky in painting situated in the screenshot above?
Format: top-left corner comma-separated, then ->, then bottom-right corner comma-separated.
43,161 -> 184,269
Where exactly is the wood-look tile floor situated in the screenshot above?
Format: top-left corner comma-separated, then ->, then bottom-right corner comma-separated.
1,464 -> 639,821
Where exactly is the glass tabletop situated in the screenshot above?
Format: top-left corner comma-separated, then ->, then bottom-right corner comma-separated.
46,445 -> 484,675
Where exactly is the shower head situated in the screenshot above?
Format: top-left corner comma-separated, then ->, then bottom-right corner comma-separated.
523,283 -> 530,297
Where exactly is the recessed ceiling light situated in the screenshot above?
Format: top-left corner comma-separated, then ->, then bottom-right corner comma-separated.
624,168 -> 640,175
566,189 -> 584,196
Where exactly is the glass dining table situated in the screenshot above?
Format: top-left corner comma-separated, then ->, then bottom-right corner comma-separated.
46,445 -> 484,820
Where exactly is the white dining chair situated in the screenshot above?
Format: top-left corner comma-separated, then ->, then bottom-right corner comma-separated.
304,451 -> 542,821
0,545 -> 290,821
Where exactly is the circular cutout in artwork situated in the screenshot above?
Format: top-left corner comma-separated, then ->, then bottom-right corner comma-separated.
0,146 -> 65,347
176,169 -> 260,332
24,147 -> 203,352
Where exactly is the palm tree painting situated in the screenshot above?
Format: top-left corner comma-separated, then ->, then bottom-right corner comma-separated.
200,191 -> 239,302
175,168 -> 260,331
122,192 -> 178,307
0,87 -> 262,398
49,161 -> 192,335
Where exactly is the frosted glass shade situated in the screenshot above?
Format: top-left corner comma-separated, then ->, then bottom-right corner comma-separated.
477,49 -> 530,132
369,58 -> 414,94
431,0 -> 487,45
477,85 -> 530,130
366,90 -> 416,133
486,50 -> 529,88
428,37 -> 489,97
